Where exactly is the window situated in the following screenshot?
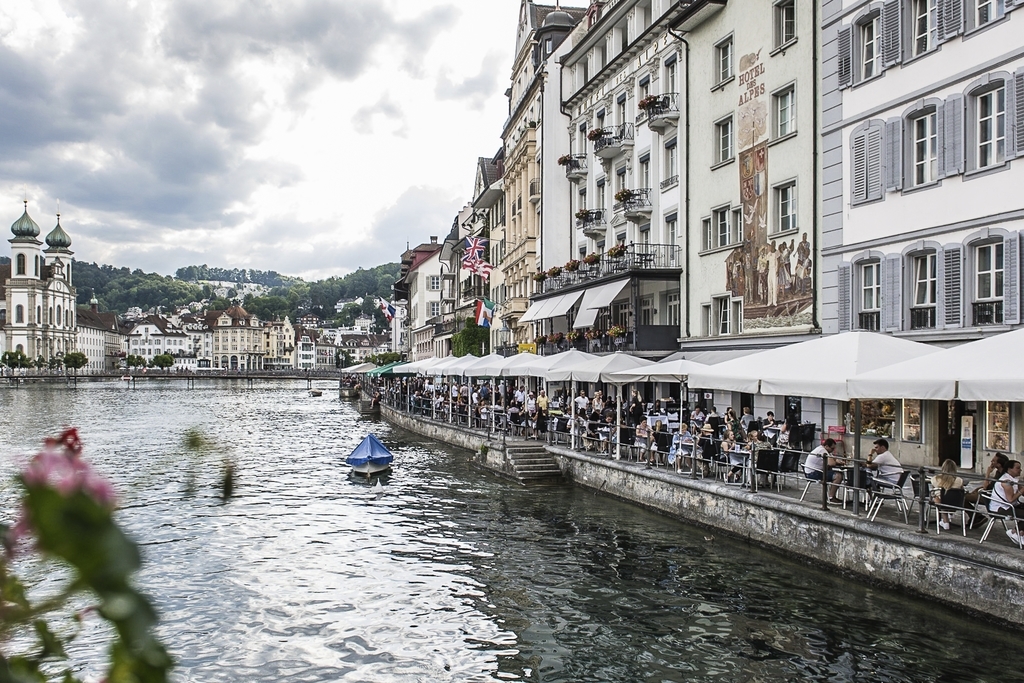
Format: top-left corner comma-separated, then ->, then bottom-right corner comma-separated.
775,183 -> 797,233
429,302 -> 440,318
639,157 -> 650,189
911,253 -> 937,329
974,0 -> 1005,28
774,86 -> 795,138
716,36 -> 733,84
976,242 -> 1004,300
666,59 -> 678,94
715,208 -> 730,248
910,111 -> 938,186
976,86 -> 1006,169
910,0 -> 934,57
717,297 -> 731,335
861,262 -> 881,330
903,400 -> 923,442
715,117 -> 733,164
428,275 -> 441,291
860,16 -> 880,81
774,0 -> 796,47
15,253 -> 25,275
596,181 -> 605,208
987,401 -> 1011,451
666,217 -> 678,246
665,139 -> 678,178
667,292 -> 680,327
617,98 -> 627,126
15,305 -> 24,324
702,208 -> 738,251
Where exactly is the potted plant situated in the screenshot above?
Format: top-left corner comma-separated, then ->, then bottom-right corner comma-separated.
566,330 -> 581,342
564,259 -> 581,272
549,331 -> 565,344
587,128 -> 608,141
547,266 -> 563,278
575,208 -> 592,221
532,272 -> 548,282
606,243 -> 627,258
614,188 -> 635,203
534,334 -> 548,345
637,94 -> 660,110
607,325 -> 627,339
557,154 -> 572,166
582,252 -> 600,265
585,328 -> 603,341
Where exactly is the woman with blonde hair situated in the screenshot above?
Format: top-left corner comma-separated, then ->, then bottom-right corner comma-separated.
930,459 -> 965,531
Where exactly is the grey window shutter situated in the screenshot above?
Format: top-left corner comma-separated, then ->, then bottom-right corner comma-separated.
935,102 -> 946,173
943,246 -> 962,328
936,247 -> 947,324
1004,233 -> 1020,325
882,254 -> 903,330
866,126 -> 884,201
851,130 -> 867,202
838,263 -> 852,332
882,0 -> 902,67
939,0 -> 963,42
1013,69 -> 1024,158
885,118 -> 903,191
837,26 -> 853,89
941,94 -> 964,177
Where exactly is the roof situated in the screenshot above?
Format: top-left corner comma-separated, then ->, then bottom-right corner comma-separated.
10,202 -> 40,238
129,315 -> 189,337
204,305 -> 258,328
76,307 -> 119,332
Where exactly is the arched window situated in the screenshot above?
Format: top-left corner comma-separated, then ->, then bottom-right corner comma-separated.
15,305 -> 24,323
15,253 -> 25,275
49,308 -> 54,325
57,305 -> 62,326
36,306 -> 41,324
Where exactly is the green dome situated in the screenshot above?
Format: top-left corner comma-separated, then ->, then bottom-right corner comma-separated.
45,215 -> 72,248
11,202 -> 40,238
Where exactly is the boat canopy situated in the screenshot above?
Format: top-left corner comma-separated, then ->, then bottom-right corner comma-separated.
346,434 -> 394,467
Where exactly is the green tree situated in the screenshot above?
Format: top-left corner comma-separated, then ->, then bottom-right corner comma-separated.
63,351 -> 88,375
367,352 -> 402,366
151,354 -> 175,370
337,350 -> 354,368
452,318 -> 489,357
1,350 -> 32,369
33,355 -> 46,370
126,354 -> 147,369
48,355 -> 64,371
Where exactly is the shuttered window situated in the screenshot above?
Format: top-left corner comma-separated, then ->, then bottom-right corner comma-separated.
938,0 -> 964,42
885,118 -> 903,190
1016,69 -> 1024,157
1004,233 -> 1020,325
837,26 -> 853,89
943,246 -> 963,327
882,254 -> 903,330
942,94 -> 965,177
838,263 -> 852,331
882,0 -> 902,66
851,122 -> 885,203
911,0 -> 937,57
910,111 -> 939,186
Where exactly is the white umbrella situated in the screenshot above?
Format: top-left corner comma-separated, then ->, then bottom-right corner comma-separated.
345,362 -> 378,373
400,357 -> 443,373
438,354 -> 482,376
848,328 -> 1024,401
607,358 -> 707,383
546,351 -> 654,383
685,331 -> 939,400
510,349 -> 598,378
458,353 -> 508,377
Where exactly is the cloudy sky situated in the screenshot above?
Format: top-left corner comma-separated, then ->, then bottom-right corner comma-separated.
0,0 -> 586,279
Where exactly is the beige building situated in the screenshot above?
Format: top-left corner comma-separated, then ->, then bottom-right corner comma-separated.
263,317 -> 296,370
206,305 -> 265,370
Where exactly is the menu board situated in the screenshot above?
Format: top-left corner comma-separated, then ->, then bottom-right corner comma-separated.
987,402 -> 1010,451
902,399 -> 922,443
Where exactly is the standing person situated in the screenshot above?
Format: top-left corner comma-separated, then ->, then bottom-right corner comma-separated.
536,389 -> 549,436
740,406 -> 755,433
629,390 -> 644,427
574,389 -> 590,416
592,391 -> 605,415
804,438 -> 844,503
635,418 -> 652,463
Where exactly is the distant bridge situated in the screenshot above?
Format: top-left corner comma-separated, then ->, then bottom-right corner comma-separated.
2,369 -> 358,389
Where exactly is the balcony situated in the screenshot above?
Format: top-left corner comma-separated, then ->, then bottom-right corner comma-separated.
858,311 -> 880,331
539,243 -> 683,294
576,208 -> 608,240
461,282 -> 489,301
909,307 -> 936,330
973,300 -> 1004,326
593,123 -> 634,160
660,175 -> 679,190
538,326 -> 678,355
505,297 -> 529,316
529,178 -> 541,205
612,189 -> 652,222
639,93 -> 680,133
561,154 -> 588,181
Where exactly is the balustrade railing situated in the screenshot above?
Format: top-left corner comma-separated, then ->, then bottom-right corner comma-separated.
972,300 -> 1004,326
594,123 -> 634,154
909,307 -> 936,330
540,243 -> 682,294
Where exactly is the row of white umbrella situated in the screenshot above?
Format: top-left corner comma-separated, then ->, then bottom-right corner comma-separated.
396,328 -> 1024,402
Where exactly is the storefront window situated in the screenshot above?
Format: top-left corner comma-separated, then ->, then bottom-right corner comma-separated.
902,399 -> 922,443
986,402 -> 1010,451
857,399 -> 897,438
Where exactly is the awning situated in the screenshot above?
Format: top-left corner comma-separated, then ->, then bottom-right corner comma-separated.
520,297 -> 556,323
547,290 -> 585,318
572,279 -> 630,329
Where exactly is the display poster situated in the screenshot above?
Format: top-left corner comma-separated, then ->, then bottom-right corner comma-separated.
960,414 -> 974,469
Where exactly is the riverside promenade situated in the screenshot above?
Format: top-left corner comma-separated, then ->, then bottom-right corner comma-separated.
382,403 -> 1024,627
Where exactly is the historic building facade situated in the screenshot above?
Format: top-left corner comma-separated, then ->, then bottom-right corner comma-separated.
76,299 -> 124,372
1,203 -> 77,361
205,305 -> 265,370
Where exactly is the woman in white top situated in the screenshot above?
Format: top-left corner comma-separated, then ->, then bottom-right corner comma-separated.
989,460 -> 1024,513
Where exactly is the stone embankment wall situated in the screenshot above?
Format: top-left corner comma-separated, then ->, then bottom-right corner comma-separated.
383,405 -> 1024,626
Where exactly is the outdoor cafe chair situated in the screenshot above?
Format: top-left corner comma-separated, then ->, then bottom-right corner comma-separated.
867,471 -> 911,523
979,502 -> 1023,549
933,487 -> 969,537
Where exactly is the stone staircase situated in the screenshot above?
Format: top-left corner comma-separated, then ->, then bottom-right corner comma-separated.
504,442 -> 563,485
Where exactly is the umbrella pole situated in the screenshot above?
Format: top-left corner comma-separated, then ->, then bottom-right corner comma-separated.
852,399 -> 862,516
571,379 -> 577,451
615,383 -> 622,460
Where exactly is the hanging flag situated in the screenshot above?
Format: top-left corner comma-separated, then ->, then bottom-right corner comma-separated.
475,298 -> 496,328
377,297 -> 396,322
463,236 -> 487,261
463,257 -> 494,281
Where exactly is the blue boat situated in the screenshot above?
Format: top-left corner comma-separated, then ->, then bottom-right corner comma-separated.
346,433 -> 394,476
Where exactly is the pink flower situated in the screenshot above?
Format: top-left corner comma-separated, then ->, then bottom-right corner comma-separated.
21,428 -> 116,508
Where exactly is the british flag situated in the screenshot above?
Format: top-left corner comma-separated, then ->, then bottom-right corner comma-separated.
463,236 -> 487,262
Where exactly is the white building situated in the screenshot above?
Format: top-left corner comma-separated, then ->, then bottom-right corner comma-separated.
76,299 -> 123,372
820,0 -> 1024,466
295,328 -> 316,370
394,237 -> 443,360
1,203 -> 77,361
127,315 -> 193,367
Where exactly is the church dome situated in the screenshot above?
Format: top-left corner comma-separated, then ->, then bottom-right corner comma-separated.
11,202 -> 40,238
542,10 -> 575,28
45,215 -> 72,248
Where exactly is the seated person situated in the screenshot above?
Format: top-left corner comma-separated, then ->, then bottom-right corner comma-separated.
804,438 -> 844,503
866,439 -> 902,486
696,423 -> 717,473
965,452 -> 1010,506
930,459 -> 965,530
989,460 -> 1024,543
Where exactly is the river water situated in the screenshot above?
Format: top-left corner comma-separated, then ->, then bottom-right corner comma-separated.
0,381 -> 1018,682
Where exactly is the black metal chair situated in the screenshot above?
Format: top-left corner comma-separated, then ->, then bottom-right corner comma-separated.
933,487 -> 968,536
867,471 -> 911,523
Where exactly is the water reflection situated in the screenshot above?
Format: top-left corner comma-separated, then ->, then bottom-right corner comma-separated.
0,381 -> 1017,682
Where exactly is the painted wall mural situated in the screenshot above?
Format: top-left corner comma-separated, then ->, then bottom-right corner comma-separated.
725,50 -> 813,329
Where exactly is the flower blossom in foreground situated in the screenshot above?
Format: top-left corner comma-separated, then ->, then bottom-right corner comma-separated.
21,427 -> 116,508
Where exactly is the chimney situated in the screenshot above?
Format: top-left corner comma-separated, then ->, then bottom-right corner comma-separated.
430,235 -> 438,244
91,302 -> 98,313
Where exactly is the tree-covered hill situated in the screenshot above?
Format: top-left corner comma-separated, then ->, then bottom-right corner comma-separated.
73,261 -> 203,313
174,265 -> 297,288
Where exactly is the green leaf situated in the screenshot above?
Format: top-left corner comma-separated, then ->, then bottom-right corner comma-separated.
33,620 -> 67,660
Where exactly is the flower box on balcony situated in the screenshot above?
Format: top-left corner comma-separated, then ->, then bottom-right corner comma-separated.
575,209 -> 591,221
587,128 -> 608,141
613,189 -> 635,203
557,154 -> 572,166
532,272 -> 548,282
566,330 -> 581,342
637,95 -> 660,110
534,335 -> 548,345
547,266 -> 562,277
564,259 -> 581,272
606,244 -> 627,259
549,332 -> 565,344
607,325 -> 627,339
584,328 -> 603,340
582,253 -> 600,265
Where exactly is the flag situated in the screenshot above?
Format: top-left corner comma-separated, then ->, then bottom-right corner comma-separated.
462,257 -> 494,281
377,297 -> 396,322
463,236 -> 487,261
475,298 -> 495,328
